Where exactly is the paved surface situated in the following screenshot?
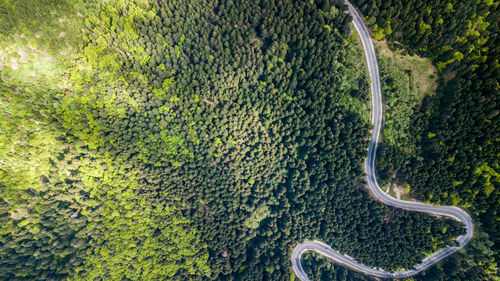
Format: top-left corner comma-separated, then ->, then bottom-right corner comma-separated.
291,2 -> 474,279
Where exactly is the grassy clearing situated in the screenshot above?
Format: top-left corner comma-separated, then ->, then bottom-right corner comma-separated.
374,40 -> 437,99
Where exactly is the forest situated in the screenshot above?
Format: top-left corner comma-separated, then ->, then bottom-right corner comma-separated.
0,0 -> 497,280
352,0 -> 499,280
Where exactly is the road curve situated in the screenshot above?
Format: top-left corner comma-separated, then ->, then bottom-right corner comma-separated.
291,1 -> 474,279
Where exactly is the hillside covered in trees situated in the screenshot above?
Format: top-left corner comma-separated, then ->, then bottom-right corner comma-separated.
351,0 -> 499,279
0,0 -> 495,280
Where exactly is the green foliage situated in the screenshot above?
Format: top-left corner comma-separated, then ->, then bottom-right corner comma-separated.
372,24 -> 386,40
0,1 -> 209,280
375,54 -> 420,186
379,55 -> 418,149
0,0 -> 474,280
245,205 -> 270,229
0,85 -> 63,198
75,186 -> 210,280
339,38 -> 371,122
302,252 -> 376,281
353,0 -> 499,278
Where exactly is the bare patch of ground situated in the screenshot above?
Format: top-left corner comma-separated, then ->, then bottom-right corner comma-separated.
384,174 -> 418,202
442,71 -> 457,84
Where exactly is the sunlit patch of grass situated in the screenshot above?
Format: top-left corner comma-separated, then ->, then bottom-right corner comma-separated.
0,40 -> 66,91
374,40 -> 437,99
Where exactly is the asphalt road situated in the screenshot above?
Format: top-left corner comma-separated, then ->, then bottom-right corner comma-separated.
291,2 -> 474,279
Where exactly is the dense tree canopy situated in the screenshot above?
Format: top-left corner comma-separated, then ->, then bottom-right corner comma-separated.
1,0 -> 493,280
352,0 -> 499,279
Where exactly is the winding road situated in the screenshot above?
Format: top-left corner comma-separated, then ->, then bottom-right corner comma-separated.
291,2 -> 474,279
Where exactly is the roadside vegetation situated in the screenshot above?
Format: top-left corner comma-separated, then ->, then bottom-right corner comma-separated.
374,41 -> 437,100
339,32 -> 371,122
302,252 -> 375,281
0,0 -> 489,280
375,44 -> 420,189
353,0 -> 499,279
